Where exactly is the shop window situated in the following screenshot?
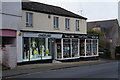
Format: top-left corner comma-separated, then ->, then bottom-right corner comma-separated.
23,37 -> 51,61
80,40 -> 85,56
86,40 -> 92,56
92,39 -> 97,55
72,39 -> 79,57
30,38 -> 40,60
23,38 -> 30,60
56,39 -> 62,58
63,39 -> 71,58
39,38 -> 51,57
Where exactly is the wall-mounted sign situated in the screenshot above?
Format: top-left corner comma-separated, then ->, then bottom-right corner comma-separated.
63,34 -> 99,39
78,35 -> 88,39
23,32 -> 62,38
38,34 -> 51,38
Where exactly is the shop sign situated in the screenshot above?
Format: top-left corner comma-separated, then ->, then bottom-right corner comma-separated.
63,34 -> 99,39
88,35 -> 99,39
78,35 -> 88,39
38,34 -> 51,38
23,32 -> 51,38
91,35 -> 99,39
23,32 -> 63,38
63,35 -> 75,38
51,34 -> 62,38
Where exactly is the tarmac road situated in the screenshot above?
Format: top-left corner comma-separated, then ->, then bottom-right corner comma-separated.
10,61 -> 120,78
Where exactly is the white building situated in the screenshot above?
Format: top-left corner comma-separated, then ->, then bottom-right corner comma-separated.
1,1 -> 99,67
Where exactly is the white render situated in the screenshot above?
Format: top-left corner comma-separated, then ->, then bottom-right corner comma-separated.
21,10 -> 87,34
1,2 -> 22,30
17,31 -> 23,62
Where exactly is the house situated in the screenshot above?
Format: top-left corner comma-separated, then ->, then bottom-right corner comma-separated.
1,1 -> 99,68
87,19 -> 120,59
0,2 -> 21,68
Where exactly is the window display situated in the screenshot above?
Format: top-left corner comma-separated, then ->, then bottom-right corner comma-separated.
63,39 -> 71,58
30,38 -> 40,60
80,40 -> 85,56
72,39 -> 79,57
56,39 -> 62,58
23,37 -> 51,61
86,40 -> 92,56
92,39 -> 97,55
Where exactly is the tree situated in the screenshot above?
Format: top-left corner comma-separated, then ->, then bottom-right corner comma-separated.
87,29 -> 111,59
87,29 -> 104,36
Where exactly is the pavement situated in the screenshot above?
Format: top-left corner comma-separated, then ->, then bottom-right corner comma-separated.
1,59 -> 118,79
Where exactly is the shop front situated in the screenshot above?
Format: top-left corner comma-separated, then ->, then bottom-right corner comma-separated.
56,38 -> 80,60
21,32 -> 99,62
55,34 -> 99,60
22,32 -> 62,62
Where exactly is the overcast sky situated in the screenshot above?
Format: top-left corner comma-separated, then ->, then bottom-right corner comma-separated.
31,0 -> 119,21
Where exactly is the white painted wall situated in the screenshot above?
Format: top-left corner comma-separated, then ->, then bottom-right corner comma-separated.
16,31 -> 23,62
1,2 -> 22,30
21,10 -> 87,34
0,2 -> 2,30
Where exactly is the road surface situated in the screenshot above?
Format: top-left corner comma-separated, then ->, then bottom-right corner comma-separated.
9,61 -> 120,78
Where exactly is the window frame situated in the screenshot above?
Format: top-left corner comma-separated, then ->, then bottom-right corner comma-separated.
76,20 -> 80,31
65,18 -> 70,30
26,12 -> 33,27
53,16 -> 59,29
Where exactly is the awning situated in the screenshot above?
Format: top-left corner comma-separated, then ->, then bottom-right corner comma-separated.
0,30 -> 16,37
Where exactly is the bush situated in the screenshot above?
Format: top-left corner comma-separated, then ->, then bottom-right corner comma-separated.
87,29 -> 104,36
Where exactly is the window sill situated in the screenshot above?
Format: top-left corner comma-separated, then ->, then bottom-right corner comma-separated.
54,28 -> 59,30
76,30 -> 80,31
65,29 -> 70,31
26,26 -> 33,27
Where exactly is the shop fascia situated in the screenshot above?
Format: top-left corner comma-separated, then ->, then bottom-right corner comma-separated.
23,32 -> 99,61
23,32 -> 99,39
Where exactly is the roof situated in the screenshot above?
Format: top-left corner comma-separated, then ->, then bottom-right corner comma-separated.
22,2 -> 87,20
87,19 -> 120,39
87,19 -> 119,29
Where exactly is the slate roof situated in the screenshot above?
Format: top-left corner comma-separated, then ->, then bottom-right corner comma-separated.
87,19 -> 120,40
22,2 -> 87,20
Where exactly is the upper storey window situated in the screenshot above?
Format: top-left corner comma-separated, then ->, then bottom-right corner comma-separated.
76,20 -> 79,31
26,12 -> 33,27
65,18 -> 70,30
54,16 -> 59,29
